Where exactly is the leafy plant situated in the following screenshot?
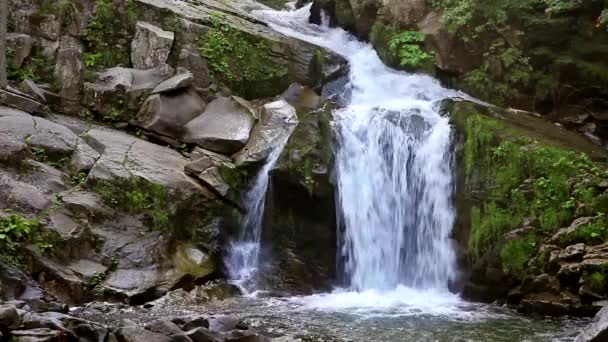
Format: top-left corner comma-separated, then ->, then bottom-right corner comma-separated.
388,31 -> 434,70
0,214 -> 43,264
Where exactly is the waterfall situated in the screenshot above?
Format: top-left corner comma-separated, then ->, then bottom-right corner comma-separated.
255,5 -> 461,292
225,140 -> 289,290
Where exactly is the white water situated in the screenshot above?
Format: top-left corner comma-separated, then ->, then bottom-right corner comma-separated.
225,141 -> 289,290
254,4 -> 461,298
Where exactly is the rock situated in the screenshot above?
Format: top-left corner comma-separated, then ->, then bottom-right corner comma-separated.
551,217 -> 596,246
10,328 -> 62,341
518,290 -> 583,316
131,22 -> 175,69
575,306 -> 608,342
38,14 -> 61,40
0,88 -> 45,114
19,80 -> 54,104
234,100 -> 299,165
208,315 -> 242,333
54,36 -> 85,114
117,326 -> 173,342
184,158 -> 231,197
183,96 -> 257,154
152,72 -> 194,94
83,65 -> 175,119
185,327 -> 222,342
133,89 -> 207,139
172,316 -> 210,331
0,304 -> 21,329
281,83 -> 322,113
6,33 -> 35,67
146,319 -> 193,342
177,49 -> 211,88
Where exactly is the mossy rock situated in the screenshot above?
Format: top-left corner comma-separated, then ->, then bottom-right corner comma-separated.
449,100 -> 608,269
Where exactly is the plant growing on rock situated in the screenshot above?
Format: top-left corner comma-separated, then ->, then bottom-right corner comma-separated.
0,213 -> 53,265
388,31 -> 434,70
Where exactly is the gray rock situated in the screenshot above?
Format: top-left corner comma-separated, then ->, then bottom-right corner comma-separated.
281,83 -> 322,113
234,99 -> 299,165
118,326 -> 173,342
575,306 -> 608,342
551,217 -> 596,245
0,88 -> 45,114
134,89 -> 207,138
177,49 -> 210,88
38,14 -> 61,40
54,38 -> 85,114
185,327 -> 221,342
208,315 -> 241,333
19,80 -> 55,104
146,319 -> 193,342
10,328 -> 62,341
7,33 -> 35,67
0,304 -> 21,329
183,96 -> 256,154
185,158 -> 230,197
70,139 -> 101,172
152,72 -> 194,94
131,22 -> 175,69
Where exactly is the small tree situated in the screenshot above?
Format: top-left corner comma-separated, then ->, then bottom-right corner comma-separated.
0,0 -> 7,89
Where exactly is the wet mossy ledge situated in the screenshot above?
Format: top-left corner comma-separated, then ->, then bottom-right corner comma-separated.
450,100 -> 608,315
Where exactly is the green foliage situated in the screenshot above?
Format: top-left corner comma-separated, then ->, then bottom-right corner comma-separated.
0,214 -> 52,265
500,234 -> 539,275
388,31 -> 434,70
89,256 -> 118,289
431,0 -> 608,109
7,49 -> 55,84
93,178 -> 176,232
199,13 -> 288,98
460,109 -> 608,261
84,0 -> 141,69
589,271 -> 607,292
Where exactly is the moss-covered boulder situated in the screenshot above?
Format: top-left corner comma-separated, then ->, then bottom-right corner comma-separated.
450,100 -> 608,315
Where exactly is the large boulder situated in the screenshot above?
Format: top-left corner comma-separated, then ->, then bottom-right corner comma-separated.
233,100 -> 299,166
134,88 -> 207,139
131,22 -> 175,69
576,306 -> 608,342
183,96 -> 257,155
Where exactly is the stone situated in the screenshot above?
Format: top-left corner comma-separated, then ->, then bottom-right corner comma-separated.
208,315 -> 241,333
19,80 -> 53,104
0,304 -> 21,329
575,306 -> 608,342
185,327 -> 222,342
54,38 -> 85,114
183,96 -> 257,154
234,100 -> 299,165
172,316 -> 210,331
10,328 -> 62,341
281,83 -> 322,113
6,33 -> 35,67
177,49 -> 211,88
152,72 -> 194,94
0,88 -> 45,114
131,22 -> 175,69
133,89 -> 207,139
39,14 -> 61,40
117,326 -> 173,342
185,158 -> 231,197
551,217 -> 596,245
146,319 -> 193,342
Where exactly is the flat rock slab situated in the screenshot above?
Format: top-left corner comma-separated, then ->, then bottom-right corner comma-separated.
131,21 -> 175,69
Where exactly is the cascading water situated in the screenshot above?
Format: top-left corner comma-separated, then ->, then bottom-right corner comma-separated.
225,140 -> 289,290
255,4 -> 461,293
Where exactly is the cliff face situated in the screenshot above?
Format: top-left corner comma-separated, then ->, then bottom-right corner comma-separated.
0,0 -> 346,308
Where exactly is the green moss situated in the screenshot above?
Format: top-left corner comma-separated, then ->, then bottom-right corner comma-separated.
334,0 -> 356,29
370,21 -> 400,67
7,49 -> 55,84
172,243 -> 215,278
218,164 -> 251,193
199,13 -> 289,99
500,234 -> 539,276
92,177 -> 176,232
589,271 -> 607,293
